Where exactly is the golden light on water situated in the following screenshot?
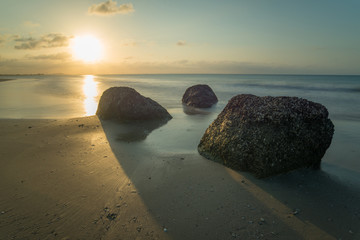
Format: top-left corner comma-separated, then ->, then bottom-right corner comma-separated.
83,75 -> 98,116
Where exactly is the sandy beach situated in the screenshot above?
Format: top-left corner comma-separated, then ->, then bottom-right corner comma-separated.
1,0 -> 360,238
0,116 -> 359,240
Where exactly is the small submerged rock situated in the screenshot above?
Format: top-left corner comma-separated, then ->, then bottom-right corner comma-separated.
106,213 -> 117,221
198,94 -> 334,178
182,84 -> 218,108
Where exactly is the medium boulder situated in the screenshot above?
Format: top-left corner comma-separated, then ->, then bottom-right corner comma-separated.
96,87 -> 172,122
198,94 -> 334,178
182,84 -> 218,108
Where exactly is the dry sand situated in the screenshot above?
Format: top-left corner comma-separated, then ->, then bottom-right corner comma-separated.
0,116 -> 359,240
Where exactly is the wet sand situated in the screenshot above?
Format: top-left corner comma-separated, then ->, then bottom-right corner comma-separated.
0,116 -> 359,240
0,79 -> 16,82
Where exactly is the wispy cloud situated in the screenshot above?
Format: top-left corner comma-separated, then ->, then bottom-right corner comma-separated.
120,39 -> 156,47
26,52 -> 72,61
23,21 -> 40,28
0,34 -> 13,47
103,60 -> 308,74
0,56 -> 17,67
121,40 -> 137,47
13,33 -> 72,50
176,40 -> 187,46
88,0 -> 134,15
0,35 -> 5,46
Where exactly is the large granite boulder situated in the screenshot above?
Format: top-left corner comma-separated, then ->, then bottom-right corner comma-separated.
96,87 -> 172,122
198,94 -> 334,178
182,84 -> 218,108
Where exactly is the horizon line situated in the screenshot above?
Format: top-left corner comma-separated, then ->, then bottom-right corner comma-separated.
1,73 -> 360,77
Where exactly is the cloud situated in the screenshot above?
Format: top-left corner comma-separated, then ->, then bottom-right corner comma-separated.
0,56 -> 18,68
0,36 -> 5,46
0,34 -> 12,46
105,60 -> 312,74
1,56 -> 357,75
23,21 -> 40,28
121,40 -> 137,47
14,33 -> 72,50
173,59 -> 189,65
176,40 -> 187,46
124,56 -> 134,60
88,0 -> 134,15
120,39 -> 156,47
26,52 -> 72,61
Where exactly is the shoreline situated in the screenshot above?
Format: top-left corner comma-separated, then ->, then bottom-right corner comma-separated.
0,79 -> 16,82
0,116 -> 359,239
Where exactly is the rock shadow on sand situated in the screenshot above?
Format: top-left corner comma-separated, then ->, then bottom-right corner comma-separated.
96,88 -> 359,240
99,112 -> 360,240
251,165 -> 360,239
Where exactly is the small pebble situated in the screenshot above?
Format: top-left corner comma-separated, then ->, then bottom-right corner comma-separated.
292,209 -> 300,215
106,213 -> 117,221
163,227 -> 168,232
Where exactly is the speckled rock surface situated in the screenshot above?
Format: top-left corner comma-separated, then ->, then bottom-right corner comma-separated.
198,94 -> 334,178
182,84 -> 218,108
96,87 -> 172,122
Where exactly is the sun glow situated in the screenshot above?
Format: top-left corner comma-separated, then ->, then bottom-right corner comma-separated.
71,35 -> 103,63
83,75 -> 98,116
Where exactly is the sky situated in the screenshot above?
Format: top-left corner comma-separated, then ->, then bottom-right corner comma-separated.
0,0 -> 359,75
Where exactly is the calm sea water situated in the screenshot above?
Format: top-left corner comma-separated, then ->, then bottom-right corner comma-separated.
0,74 -> 359,179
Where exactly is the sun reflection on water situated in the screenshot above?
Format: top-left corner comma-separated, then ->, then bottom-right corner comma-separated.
83,75 -> 98,116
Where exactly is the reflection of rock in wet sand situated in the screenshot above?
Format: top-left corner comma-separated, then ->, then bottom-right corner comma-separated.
182,105 -> 213,115
101,119 -> 169,142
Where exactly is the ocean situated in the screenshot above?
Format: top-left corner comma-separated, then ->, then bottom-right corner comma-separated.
0,74 -> 359,181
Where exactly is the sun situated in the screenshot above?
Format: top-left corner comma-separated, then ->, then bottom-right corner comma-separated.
71,35 -> 103,63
